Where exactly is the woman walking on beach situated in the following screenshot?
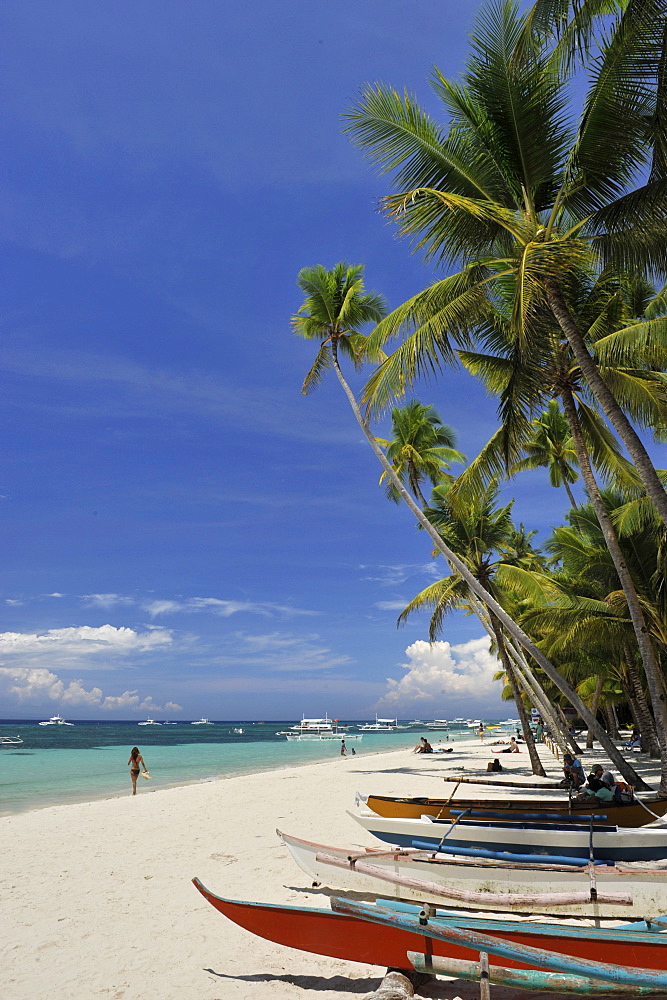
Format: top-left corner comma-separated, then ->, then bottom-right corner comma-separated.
128,746 -> 148,795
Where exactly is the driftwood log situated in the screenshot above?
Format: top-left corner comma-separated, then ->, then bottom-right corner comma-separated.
364,968 -> 433,999
442,774 -> 562,789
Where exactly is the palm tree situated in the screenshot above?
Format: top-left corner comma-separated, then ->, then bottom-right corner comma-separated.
510,400 -> 580,508
293,262 -> 648,787
396,482 -> 548,775
376,400 -> 465,506
345,0 -> 667,526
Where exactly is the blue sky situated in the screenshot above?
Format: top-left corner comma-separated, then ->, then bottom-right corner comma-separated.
0,0 -> 594,720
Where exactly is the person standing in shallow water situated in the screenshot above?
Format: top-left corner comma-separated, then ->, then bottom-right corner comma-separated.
128,746 -> 148,795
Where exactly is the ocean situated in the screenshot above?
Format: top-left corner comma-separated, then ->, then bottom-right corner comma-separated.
0,719 -> 500,815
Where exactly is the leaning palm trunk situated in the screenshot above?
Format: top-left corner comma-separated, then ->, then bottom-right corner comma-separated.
546,282 -> 667,530
561,387 -> 667,793
328,341 -> 649,788
586,675 -> 605,750
509,648 -> 577,755
603,703 -> 621,740
624,642 -> 661,756
489,613 -> 546,776
470,594 -> 573,754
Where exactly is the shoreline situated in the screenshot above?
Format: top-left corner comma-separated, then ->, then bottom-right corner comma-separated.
2,738 -> 661,1000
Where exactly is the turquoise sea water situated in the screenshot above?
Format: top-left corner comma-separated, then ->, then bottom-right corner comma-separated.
0,719 -> 489,816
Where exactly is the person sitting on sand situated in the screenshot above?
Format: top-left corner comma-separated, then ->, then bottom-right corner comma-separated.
413,736 -> 433,754
500,737 -> 521,753
128,746 -> 148,795
559,752 -> 585,789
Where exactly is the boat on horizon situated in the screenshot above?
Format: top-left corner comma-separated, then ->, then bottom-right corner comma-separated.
38,714 -> 74,726
0,735 -> 24,746
191,717 -> 213,725
277,715 -> 361,741
138,718 -> 162,726
358,715 -> 397,732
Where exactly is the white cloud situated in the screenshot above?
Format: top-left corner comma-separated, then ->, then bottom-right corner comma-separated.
142,597 -> 317,619
0,666 -> 182,713
81,593 -> 135,608
0,624 -> 173,670
360,563 -> 441,587
207,631 -> 352,674
374,600 -> 410,611
377,637 -> 502,711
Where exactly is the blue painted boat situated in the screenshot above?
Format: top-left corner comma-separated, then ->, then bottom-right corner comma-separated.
330,897 -> 667,990
349,808 -> 667,862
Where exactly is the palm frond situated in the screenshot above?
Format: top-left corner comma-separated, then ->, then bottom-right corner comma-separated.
301,342 -> 332,395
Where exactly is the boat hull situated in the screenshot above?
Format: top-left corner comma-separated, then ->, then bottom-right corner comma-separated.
365,793 -> 667,828
279,830 -> 667,918
192,879 -> 667,975
350,810 -> 667,862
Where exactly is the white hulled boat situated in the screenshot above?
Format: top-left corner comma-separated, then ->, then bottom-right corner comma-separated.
38,714 -> 74,726
425,719 -> 450,730
278,715 -> 361,741
358,716 -> 397,732
0,735 -> 23,746
191,718 -> 213,725
138,718 -> 162,726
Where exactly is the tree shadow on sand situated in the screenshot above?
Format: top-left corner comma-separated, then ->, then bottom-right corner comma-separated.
203,970 -> 379,993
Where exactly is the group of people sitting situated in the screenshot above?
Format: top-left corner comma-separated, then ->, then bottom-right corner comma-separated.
559,753 -> 634,805
412,737 -> 454,754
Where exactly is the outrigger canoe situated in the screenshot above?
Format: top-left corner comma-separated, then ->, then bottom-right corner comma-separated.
279,829 -> 667,918
350,809 -> 667,862
192,879 -> 667,990
365,793 -> 667,827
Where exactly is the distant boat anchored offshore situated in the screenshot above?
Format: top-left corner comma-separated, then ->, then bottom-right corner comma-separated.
0,735 -> 24,746
191,717 -> 214,725
358,716 -> 397,732
38,714 -> 74,726
138,718 -> 162,726
277,715 -> 361,741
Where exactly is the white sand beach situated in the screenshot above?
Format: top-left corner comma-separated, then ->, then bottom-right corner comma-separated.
1,738 -> 663,1000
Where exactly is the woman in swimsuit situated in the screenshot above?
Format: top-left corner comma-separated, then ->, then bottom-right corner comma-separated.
128,746 -> 148,795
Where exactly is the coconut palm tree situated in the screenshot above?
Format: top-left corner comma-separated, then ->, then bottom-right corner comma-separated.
293,261 -> 648,786
345,0 -> 667,526
397,482 -> 550,774
376,400 -> 465,506
510,400 -> 580,507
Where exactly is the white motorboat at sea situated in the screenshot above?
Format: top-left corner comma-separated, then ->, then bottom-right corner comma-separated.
425,719 -> 450,730
138,718 -> 162,726
38,714 -> 74,726
191,718 -> 213,725
163,720 -> 177,725
278,715 -> 361,741
358,716 -> 397,732
0,735 -> 24,746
